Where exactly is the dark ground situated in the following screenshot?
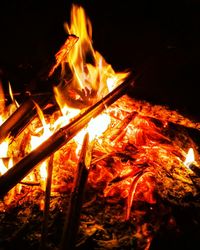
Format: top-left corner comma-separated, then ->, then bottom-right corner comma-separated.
0,0 -> 200,120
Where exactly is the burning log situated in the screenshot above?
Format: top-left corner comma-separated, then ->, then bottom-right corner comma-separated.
0,95 -> 50,143
60,132 -> 92,250
0,73 -> 135,199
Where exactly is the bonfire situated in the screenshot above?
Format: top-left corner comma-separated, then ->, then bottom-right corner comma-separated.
0,4 -> 200,250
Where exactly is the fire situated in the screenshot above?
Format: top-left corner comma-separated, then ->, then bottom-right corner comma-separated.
8,82 -> 19,108
0,4 -> 199,249
0,4 -> 123,190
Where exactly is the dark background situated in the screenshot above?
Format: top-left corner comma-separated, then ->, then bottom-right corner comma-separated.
0,0 -> 200,120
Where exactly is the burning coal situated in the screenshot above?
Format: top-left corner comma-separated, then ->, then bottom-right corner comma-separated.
0,4 -> 200,250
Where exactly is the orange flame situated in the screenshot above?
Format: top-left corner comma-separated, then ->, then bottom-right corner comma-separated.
54,4 -> 129,113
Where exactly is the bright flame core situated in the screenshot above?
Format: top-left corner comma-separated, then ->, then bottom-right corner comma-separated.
184,148 -> 195,168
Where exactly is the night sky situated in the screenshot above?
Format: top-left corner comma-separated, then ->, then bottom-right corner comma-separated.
0,0 -> 200,120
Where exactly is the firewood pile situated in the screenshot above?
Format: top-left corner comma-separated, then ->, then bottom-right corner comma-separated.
0,4 -> 200,250
0,94 -> 200,250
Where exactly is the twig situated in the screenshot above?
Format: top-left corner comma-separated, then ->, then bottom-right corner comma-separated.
19,181 -> 40,186
39,154 -> 54,250
60,132 -> 92,250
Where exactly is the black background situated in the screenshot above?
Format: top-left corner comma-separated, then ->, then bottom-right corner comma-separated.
0,0 -> 200,120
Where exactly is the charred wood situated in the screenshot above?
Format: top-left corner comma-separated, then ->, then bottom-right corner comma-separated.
60,133 -> 92,250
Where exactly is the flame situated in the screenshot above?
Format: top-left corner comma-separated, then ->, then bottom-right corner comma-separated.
0,81 -> 5,114
0,152 -> 13,176
54,4 -> 129,112
8,81 -> 19,108
0,139 -> 9,175
73,112 -> 111,155
29,103 -> 51,188
0,159 -> 7,175
51,4 -> 129,155
0,140 -> 8,158
184,148 -> 195,168
30,102 -> 52,149
0,80 -> 19,125
87,113 -> 111,142
0,82 -> 16,175
8,157 -> 13,169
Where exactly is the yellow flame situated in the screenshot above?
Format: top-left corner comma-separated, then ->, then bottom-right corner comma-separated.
0,159 -> 7,175
29,102 -> 52,185
54,4 -> 129,113
30,102 -> 52,150
86,113 -> 110,142
40,161 -> 48,180
73,112 -> 111,155
0,153 -> 13,176
0,140 -> 9,174
8,157 -> 13,169
0,116 -> 3,126
184,148 -> 195,167
0,140 -> 8,158
8,81 -> 19,108
0,81 -> 5,114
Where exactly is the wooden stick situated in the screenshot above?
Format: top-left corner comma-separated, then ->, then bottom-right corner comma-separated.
0,96 -> 47,143
48,34 -> 78,77
0,73 -> 135,199
60,132 -> 92,250
39,154 -> 54,250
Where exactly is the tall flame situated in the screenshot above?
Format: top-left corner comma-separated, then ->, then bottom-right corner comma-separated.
54,4 -> 129,113
51,4 -> 129,155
